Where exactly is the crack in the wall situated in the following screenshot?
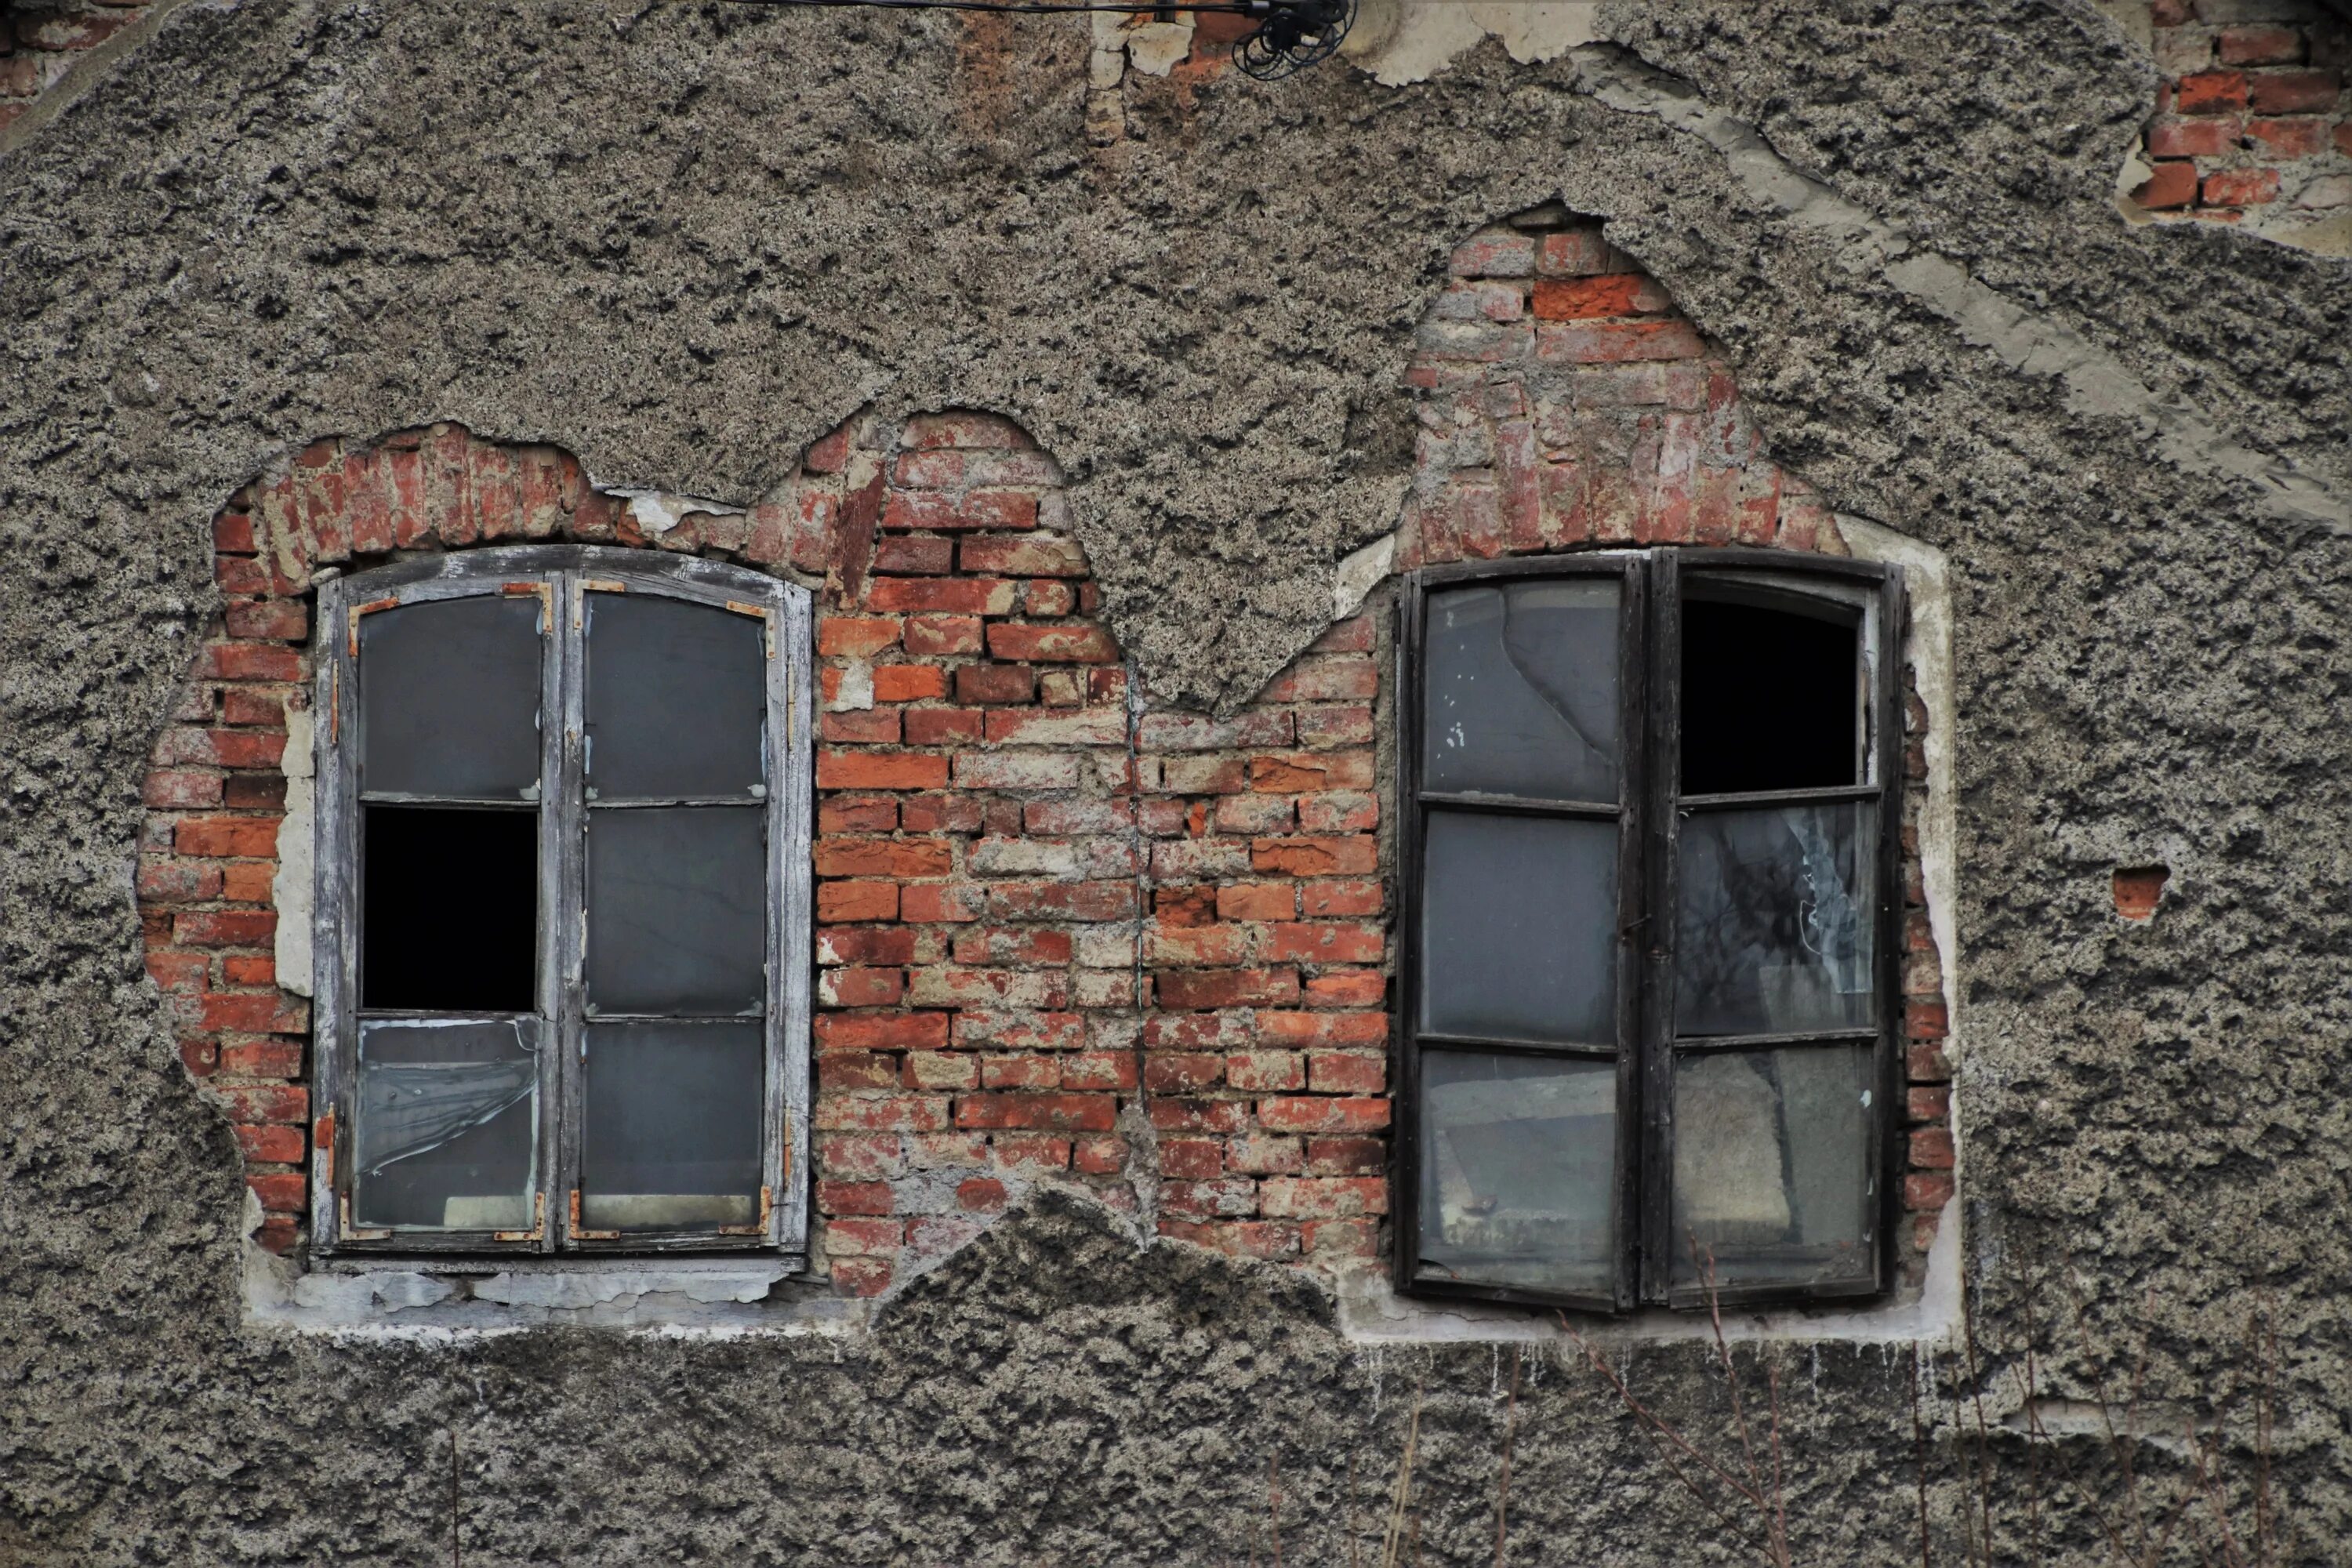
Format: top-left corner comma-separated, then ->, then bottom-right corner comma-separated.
1570,44 -> 2352,543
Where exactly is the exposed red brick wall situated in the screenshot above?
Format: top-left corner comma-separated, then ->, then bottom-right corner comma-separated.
140,214 -> 1955,1298
0,1 -> 151,132
1403,214 -> 1955,1283
2128,1 -> 2350,237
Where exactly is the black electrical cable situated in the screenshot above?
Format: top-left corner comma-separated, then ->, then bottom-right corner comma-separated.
706,0 -> 1354,78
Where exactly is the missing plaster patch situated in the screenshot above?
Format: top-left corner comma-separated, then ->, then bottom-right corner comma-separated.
2113,864 -> 2169,920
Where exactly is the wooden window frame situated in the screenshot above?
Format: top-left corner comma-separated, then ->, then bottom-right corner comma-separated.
1395,547 -> 1904,1314
308,545 -> 814,1260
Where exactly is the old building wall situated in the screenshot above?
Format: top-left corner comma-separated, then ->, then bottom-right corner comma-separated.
8,0 -> 2352,1562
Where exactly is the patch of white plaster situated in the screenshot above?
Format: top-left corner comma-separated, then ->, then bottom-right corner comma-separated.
830,659 -> 875,711
1125,17 -> 1195,76
1331,532 -> 1396,622
271,706 -> 314,997
609,489 -> 744,536
1345,0 -> 1599,85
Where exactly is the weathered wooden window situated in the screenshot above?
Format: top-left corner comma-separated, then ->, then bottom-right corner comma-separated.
1396,549 -> 1903,1312
310,546 -> 813,1256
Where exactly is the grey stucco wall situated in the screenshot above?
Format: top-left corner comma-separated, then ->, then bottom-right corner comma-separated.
5,0 -> 2352,1560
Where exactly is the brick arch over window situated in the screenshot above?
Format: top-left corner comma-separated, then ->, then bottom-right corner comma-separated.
137,217 -> 1952,1301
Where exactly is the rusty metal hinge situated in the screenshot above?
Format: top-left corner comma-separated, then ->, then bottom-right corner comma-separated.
494,1190 -> 546,1243
347,595 -> 399,657
723,599 -> 777,659
339,1192 -> 390,1243
500,579 -> 553,633
568,1188 -> 620,1242
718,1185 -> 774,1238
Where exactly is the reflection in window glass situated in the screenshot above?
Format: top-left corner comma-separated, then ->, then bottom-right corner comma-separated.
1421,810 -> 1617,1047
1670,1045 -> 1874,1290
581,1022 -> 764,1232
359,596 -> 543,799
1420,1051 -> 1616,1297
1424,579 -> 1620,802
586,594 -> 767,801
352,1021 -> 537,1231
586,807 -> 766,1016
1675,803 -> 1875,1038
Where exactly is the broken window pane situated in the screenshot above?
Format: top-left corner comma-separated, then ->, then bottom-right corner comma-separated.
1418,1051 -> 1616,1297
586,593 -> 767,801
580,1022 -> 763,1232
1424,579 -> 1620,803
362,804 -> 537,1012
1421,809 -> 1617,1047
359,595 -> 543,799
1670,1044 -> 1874,1291
351,1020 -> 537,1231
1680,593 -> 1860,794
586,806 -> 766,1015
1675,803 -> 1875,1038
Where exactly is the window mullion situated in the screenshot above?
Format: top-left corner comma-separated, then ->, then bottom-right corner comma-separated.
1636,548 -> 1682,1306
546,569 -> 587,1252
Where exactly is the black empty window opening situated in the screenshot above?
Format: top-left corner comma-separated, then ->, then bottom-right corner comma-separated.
312,547 -> 813,1258
1398,549 -> 1904,1314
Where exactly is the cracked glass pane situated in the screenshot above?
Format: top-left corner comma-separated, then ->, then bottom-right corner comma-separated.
586,806 -> 765,1015
352,1020 -> 537,1231
580,1022 -> 763,1232
1670,1044 -> 1874,1290
1420,809 -> 1616,1047
1675,803 -> 1876,1038
359,595 -> 543,799
586,593 -> 767,801
1418,1051 -> 1615,1297
1423,579 -> 1619,803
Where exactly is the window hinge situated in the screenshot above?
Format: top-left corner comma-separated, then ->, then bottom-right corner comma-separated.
568,1188 -> 621,1242
718,1185 -> 774,1238
347,595 -> 399,657
339,1192 -> 390,1243
724,600 -> 777,659
328,666 -> 341,746
501,579 -> 553,633
494,1190 -> 546,1244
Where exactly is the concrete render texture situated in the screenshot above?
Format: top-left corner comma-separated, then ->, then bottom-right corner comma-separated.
4,0 -> 2352,1561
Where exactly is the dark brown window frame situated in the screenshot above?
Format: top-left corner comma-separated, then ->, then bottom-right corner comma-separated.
308,545 -> 815,1261
1395,547 -> 1905,1314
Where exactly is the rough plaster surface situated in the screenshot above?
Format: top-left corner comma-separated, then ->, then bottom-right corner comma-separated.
5,0 -> 2352,1561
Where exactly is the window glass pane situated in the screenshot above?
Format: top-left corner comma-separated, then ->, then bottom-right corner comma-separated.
1421,810 -> 1617,1047
1670,1044 -> 1875,1291
1423,579 -> 1620,802
359,596 -> 543,799
586,593 -> 767,801
1419,1051 -> 1616,1297
352,1020 -> 537,1231
586,807 -> 766,1015
581,1022 -> 763,1232
1675,802 -> 1875,1038
1679,593 -> 1860,794
362,804 -> 537,1012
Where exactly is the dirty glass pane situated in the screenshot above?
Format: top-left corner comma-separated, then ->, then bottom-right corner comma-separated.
352,1021 -> 537,1232
1418,1051 -> 1616,1296
362,804 -> 537,1012
580,1022 -> 764,1232
1680,593 -> 1861,794
1675,803 -> 1875,1038
1670,1045 -> 1874,1291
586,593 -> 767,801
586,807 -> 766,1015
1421,810 -> 1617,1047
359,595 -> 543,799
1423,579 -> 1620,802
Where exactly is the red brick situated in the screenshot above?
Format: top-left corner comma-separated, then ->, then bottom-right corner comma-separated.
1163,1178 -> 1261,1220
1160,1138 -> 1225,1179
216,1083 -> 308,1123
960,532 -> 1091,576
221,1040 -> 303,1077
1535,319 -> 1705,364
223,775 -> 287,811
1909,1128 -> 1956,1170
1156,1220 -> 1299,1260
1250,753 -> 1374,793
1218,884 -> 1298,921
2202,167 -> 2280,205
900,1052 -> 978,1091
1258,1097 -> 1391,1134
176,911 -> 276,948
817,880 -> 898,922
882,491 -> 1038,532
1145,1054 -> 1225,1093
1156,967 -> 1301,1011
225,601 -> 308,641
1300,880 -> 1381,918
818,616 -> 905,657
201,644 -> 303,682
1305,1136 -> 1385,1176
821,1053 -> 903,1092
248,1173 -> 307,1214
819,967 -> 907,1007
2132,159 -> 2201,209
1907,1086 -> 1951,1124
234,1123 -> 307,1163
1450,233 -> 1534,278
814,835 -> 956,879
2217,26 -> 2301,66
212,514 -> 258,554
2247,70 -> 2338,115
994,1133 -> 1074,1171
818,1179 -> 896,1216
1307,1052 -> 1386,1094
1906,1001 -> 1951,1041
818,751 -> 950,790
902,614 -> 982,656
142,771 -> 223,810
1071,1135 -> 1127,1174
1252,836 -> 1377,877
200,993 -> 307,1035
814,1012 -> 949,1051
1148,1098 -> 1253,1135
1259,1176 -> 1386,1219
866,576 -> 1019,615
985,623 -> 1120,663
1266,922 -> 1385,965
1532,274 -> 1664,320
2245,116 -> 2328,155
1904,1172 -> 1956,1210
2174,69 -> 2249,114
830,1257 -> 895,1297
138,861 -> 223,903
986,880 -> 1137,921
956,1177 -> 1010,1211
866,665 -> 946,702
905,707 -> 985,745
180,1040 -> 220,1076
957,664 -> 1037,705
822,709 -> 902,744
2147,114 -> 2241,158
825,1217 -> 906,1255
813,1094 -> 954,1133
902,883 -> 986,923
873,534 -> 955,575
955,1093 -> 1119,1132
